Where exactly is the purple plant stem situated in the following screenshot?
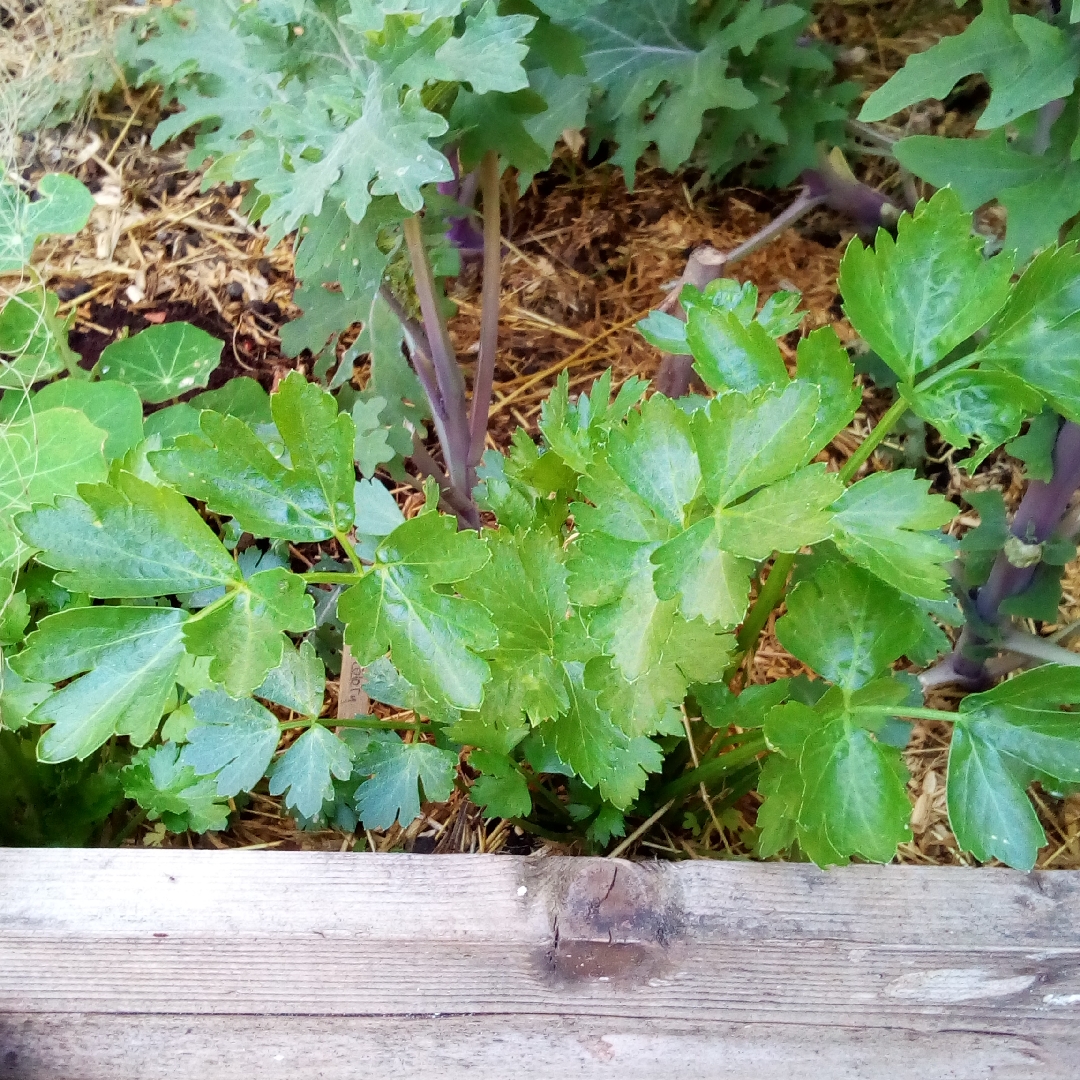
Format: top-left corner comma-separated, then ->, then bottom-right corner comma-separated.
402,215 -> 472,497
946,421 -> 1080,683
468,151 -> 501,466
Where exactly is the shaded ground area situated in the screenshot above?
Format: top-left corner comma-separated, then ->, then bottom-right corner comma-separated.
6,1 -> 1080,866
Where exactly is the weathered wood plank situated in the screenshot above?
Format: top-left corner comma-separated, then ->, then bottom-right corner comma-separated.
1,850 -> 1079,1079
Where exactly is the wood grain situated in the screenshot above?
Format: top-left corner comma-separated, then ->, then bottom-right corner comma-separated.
1,850 -> 1078,1079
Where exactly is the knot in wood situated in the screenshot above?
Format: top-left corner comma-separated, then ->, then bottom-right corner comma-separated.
540,860 -> 684,984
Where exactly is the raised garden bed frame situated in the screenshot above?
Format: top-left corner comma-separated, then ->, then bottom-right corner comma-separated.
1,850 -> 1078,1078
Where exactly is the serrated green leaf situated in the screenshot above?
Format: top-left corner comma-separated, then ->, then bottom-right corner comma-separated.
903,369 -> 1044,469
17,471 -> 240,597
1007,411 -> 1059,483
269,724 -> 353,819
352,730 -> 457,829
123,742 -> 230,833
794,327 -> 861,455
718,464 -> 841,560
181,688 -> 280,797
468,748 -> 532,817
831,470 -> 956,600
183,568 -> 315,696
339,511 -> 494,710
257,73 -> 451,236
256,639 -> 326,717
12,605 -> 186,762
838,189 -> 1013,383
421,1 -> 535,95
692,381 -> 820,506
893,129 -> 1080,265
0,174 -> 95,271
34,380 -> 144,461
650,518 -> 755,627
96,322 -> 223,403
539,369 -> 646,474
0,288 -> 75,388
688,306 -> 787,395
947,665 -> 1080,869
190,377 -> 272,425
798,713 -> 912,865
776,559 -> 927,689
151,372 -> 356,541
973,245 -> 1080,423
0,658 -> 51,732
458,529 -> 569,721
605,393 -> 700,527
549,660 -> 633,797
859,3 -> 1027,124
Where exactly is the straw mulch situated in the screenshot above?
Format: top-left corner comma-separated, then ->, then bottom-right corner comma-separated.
5,0 -> 1079,867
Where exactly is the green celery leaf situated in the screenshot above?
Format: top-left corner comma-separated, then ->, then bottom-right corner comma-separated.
151,372 -> 356,540
973,245 -> 1080,423
11,605 -> 186,762
0,174 -> 95,271
539,368 -> 646,474
776,559 -> 927,689
764,698 -> 912,865
903,369 -> 1044,469
549,660 -> 639,804
352,730 -> 457,829
269,724 -> 353,819
717,464 -> 841,560
587,609 -> 732,738
1007,411 -> 1059,483
256,639 -> 326,717
636,310 -> 689,355
33,380 -> 144,461
947,665 -> 1080,870
692,381 -> 820,506
183,568 -> 315,696
339,511 -> 495,710
181,688 -> 280,797
831,470 -> 956,600
687,306 -> 788,394
838,189 -> 1013,383
96,322 -> 223,403
754,753 -> 800,856
190,377 -> 272,425
122,742 -> 230,833
17,471 -> 241,597
458,529 -> 569,721
650,518 -> 755,627
605,393 -> 701,527
794,327 -> 861,455
468,748 -> 532,818
798,712 -> 912,864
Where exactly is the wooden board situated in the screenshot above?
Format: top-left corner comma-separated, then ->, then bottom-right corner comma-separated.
1,850 -> 1079,1079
